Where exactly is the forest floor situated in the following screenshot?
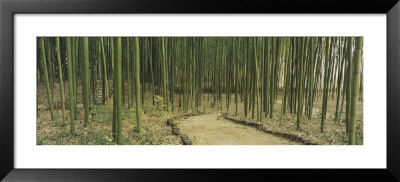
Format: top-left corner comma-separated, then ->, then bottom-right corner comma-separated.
37,82 -> 363,145
37,82 -> 184,145
176,113 -> 299,145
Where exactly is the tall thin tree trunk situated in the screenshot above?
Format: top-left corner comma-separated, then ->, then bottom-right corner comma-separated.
345,38 -> 353,133
82,37 -> 90,127
55,37 -> 66,126
348,37 -> 363,145
115,37 -> 123,144
100,38 -> 109,104
134,37 -> 142,133
39,38 -> 55,121
66,38 -> 75,134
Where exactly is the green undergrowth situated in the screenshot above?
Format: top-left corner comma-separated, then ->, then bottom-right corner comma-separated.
38,96 -> 182,145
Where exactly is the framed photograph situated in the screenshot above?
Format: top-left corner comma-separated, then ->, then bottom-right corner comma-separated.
1,0 -> 399,181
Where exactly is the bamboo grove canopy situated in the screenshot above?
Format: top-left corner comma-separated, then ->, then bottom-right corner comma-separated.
37,37 -> 363,145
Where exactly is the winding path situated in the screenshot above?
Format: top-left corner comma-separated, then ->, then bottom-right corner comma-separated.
175,114 -> 300,145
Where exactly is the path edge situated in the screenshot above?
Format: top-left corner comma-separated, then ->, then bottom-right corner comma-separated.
222,114 -> 318,145
166,112 -> 205,145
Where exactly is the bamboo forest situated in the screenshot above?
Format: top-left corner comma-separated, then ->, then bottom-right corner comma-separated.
36,37 -> 363,145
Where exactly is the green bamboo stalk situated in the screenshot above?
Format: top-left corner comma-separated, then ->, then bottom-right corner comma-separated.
115,37 -> 123,144
296,38 -> 306,130
82,37 -> 90,127
235,39 -> 239,116
345,37 -> 353,133
112,38 -> 117,139
348,37 -> 363,145
66,38 -> 75,134
72,38 -> 78,118
39,38 -> 55,121
134,37 -> 142,133
100,38 -> 109,104
321,38 -> 331,132
162,37 -> 168,111
126,38 -> 132,109
55,37 -> 66,126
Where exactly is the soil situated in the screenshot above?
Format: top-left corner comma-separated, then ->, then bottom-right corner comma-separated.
37,82 -> 364,145
176,113 -> 299,145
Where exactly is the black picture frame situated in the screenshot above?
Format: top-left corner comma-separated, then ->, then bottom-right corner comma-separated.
1,0 -> 399,181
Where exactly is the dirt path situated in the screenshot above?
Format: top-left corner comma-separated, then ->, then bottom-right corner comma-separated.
175,114 -> 300,145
